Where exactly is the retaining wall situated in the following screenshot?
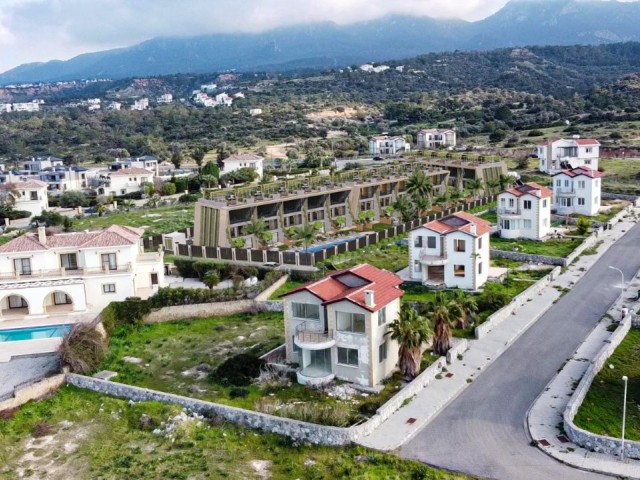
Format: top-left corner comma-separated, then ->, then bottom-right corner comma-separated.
563,314 -> 640,459
475,267 -> 561,339
0,374 -> 66,411
490,249 -> 565,266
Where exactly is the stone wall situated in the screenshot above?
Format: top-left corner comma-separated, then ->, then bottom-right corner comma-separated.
563,314 -> 640,459
254,274 -> 289,301
0,374 -> 66,411
602,192 -> 639,204
475,267 -> 561,339
490,249 -> 565,266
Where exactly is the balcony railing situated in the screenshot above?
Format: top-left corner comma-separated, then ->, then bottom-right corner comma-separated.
295,321 -> 334,345
0,264 -> 132,282
554,188 -> 576,196
419,249 -> 447,265
497,208 -> 522,216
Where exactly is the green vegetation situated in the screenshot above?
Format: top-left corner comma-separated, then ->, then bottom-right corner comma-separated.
489,236 -> 583,258
323,238 -> 408,272
571,202 -> 628,224
477,210 -> 497,223
72,204 -> 194,237
574,329 -> 640,441
0,386 -> 471,480
269,279 -> 305,299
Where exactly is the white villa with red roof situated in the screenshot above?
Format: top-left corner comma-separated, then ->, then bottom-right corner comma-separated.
0,225 -> 163,321
497,182 -> 552,240
96,167 -> 154,197
552,166 -> 602,216
536,136 -> 600,174
409,212 -> 490,290
221,153 -> 264,179
0,179 -> 49,217
281,264 -> 403,387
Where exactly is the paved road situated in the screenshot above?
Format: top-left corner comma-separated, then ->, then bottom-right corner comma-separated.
401,222 -> 640,480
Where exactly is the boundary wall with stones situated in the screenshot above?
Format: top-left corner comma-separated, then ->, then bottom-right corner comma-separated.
563,312 -> 640,459
475,267 -> 561,339
0,373 -> 66,411
490,234 -> 601,268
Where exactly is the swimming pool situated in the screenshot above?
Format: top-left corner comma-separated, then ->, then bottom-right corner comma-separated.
0,324 -> 72,342
306,235 -> 366,253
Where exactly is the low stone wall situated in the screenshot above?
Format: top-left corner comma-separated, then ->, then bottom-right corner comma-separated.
602,192 -> 639,204
0,373 -> 66,411
564,234 -> 598,266
490,249 -> 565,266
563,314 -> 640,459
66,374 -> 353,446
254,274 -> 289,301
475,267 -> 561,339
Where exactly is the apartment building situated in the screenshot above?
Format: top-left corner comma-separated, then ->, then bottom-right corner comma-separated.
369,136 -> 410,156
281,264 -> 402,387
110,156 -> 160,176
537,136 -> 600,173
408,212 -> 491,290
194,163 -> 449,248
552,166 -> 602,216
497,182 -> 552,240
0,225 -> 163,319
416,129 -> 456,149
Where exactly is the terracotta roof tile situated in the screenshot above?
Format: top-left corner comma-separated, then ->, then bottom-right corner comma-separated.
422,211 -> 491,238
503,182 -> 552,199
553,165 -> 602,179
0,180 -> 48,190
109,167 -> 153,176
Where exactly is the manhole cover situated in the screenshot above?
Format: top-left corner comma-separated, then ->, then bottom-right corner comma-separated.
406,418 -> 417,424
539,439 -> 550,447
557,435 -> 569,443
445,373 -> 454,378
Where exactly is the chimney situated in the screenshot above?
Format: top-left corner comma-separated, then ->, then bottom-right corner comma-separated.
38,226 -> 46,244
470,224 -> 477,236
365,290 -> 375,308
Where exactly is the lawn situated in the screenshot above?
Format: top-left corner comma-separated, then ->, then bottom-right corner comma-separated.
99,312 -> 410,426
269,279 -> 306,299
489,236 -> 584,257
574,329 -> 640,441
477,210 -> 497,223
325,241 -> 409,273
570,201 -> 629,224
0,387 -> 473,480
72,204 -> 195,237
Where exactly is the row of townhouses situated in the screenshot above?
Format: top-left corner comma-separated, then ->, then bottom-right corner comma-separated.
368,129 -> 457,156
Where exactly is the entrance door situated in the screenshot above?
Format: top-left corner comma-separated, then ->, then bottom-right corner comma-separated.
150,273 -> 159,285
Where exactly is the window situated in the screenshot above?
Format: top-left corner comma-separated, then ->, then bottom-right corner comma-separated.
337,347 -> 358,366
564,180 -> 570,188
14,258 -> 31,275
53,292 -> 71,305
453,239 -> 466,252
414,260 -> 421,273
523,219 -> 532,229
523,200 -> 532,210
556,179 -> 561,187
30,191 -> 37,200
292,335 -> 301,355
543,218 -> 548,227
508,198 -> 514,207
378,307 -> 387,326
500,198 -> 505,206
102,284 -> 116,294
585,159 -> 591,165
453,265 -> 466,277
379,341 -> 388,363
478,237 -> 482,249
291,302 -> 320,320
8,295 -> 27,309
101,253 -> 117,270
414,236 -> 422,248
543,199 -> 547,208
502,219 -> 511,230
594,196 -> 599,205
337,312 -> 366,333
586,147 -> 592,153
578,180 -> 586,189
578,198 -> 585,206
427,236 -> 436,248
60,253 -> 78,270
478,262 -> 483,274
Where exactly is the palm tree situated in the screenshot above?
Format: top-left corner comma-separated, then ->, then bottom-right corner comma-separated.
387,305 -> 432,379
466,178 -> 484,200
427,293 -> 461,356
406,170 -> 434,201
485,178 -> 501,196
292,222 -> 319,252
448,188 -> 463,207
413,196 -> 431,218
498,174 -> 514,191
119,199 -> 135,212
451,289 -> 478,329
393,196 -> 414,222
243,218 -> 267,249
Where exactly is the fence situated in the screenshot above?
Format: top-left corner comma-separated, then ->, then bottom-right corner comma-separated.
168,197 -> 496,268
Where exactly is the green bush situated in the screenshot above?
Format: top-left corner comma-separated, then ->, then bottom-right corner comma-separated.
163,183 -> 176,196
209,353 -> 265,386
477,286 -> 511,312
178,193 -> 200,203
174,257 -> 198,278
100,298 -> 152,335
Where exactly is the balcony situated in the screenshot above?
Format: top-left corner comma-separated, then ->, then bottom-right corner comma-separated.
419,249 -> 447,266
137,252 -> 163,263
497,208 -> 522,218
294,321 -> 335,350
0,264 -> 133,284
555,188 -> 576,197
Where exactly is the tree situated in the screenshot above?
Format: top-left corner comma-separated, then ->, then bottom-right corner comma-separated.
498,174 -> 514,191
243,218 -> 267,248
171,150 -> 182,169
203,270 -> 220,289
451,289 -> 478,329
334,216 -> 346,231
163,182 -> 177,196
406,170 -> 434,201
191,148 -> 206,171
413,196 -> 431,218
489,130 -> 507,143
119,199 -> 135,212
95,203 -> 107,217
387,305 -> 432,379
448,188 -> 463,206
393,196 -> 414,223
59,191 -> 87,208
485,178 -> 501,196
427,292 -> 462,356
201,161 -> 220,178
63,216 -> 73,232
199,175 -> 218,189
466,178 -> 484,200
576,217 -> 591,236
292,222 -> 319,252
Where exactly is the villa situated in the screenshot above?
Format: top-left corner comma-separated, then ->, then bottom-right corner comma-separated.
552,166 -> 602,216
416,129 -> 456,149
0,225 -> 164,320
281,264 -> 402,387
409,212 -> 491,290
368,136 -> 410,156
96,167 -> 155,197
536,136 -> 600,174
0,180 -> 49,218
222,153 -> 264,179
497,182 -> 552,240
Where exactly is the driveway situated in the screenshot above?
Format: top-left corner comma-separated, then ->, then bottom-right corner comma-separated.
400,222 -> 640,480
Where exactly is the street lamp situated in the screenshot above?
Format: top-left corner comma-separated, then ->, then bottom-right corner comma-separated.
608,266 -> 625,302
621,375 -> 628,461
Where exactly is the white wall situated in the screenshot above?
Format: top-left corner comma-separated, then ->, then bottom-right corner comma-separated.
498,193 -> 551,240
553,175 -> 601,216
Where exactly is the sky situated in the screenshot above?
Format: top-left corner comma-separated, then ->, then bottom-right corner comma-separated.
0,0 -> 637,73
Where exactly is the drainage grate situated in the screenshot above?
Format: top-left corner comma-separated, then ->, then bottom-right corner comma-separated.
539,439 -> 550,447
406,418 -> 417,424
557,435 -> 569,443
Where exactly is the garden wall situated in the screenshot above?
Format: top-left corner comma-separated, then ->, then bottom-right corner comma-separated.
475,267 -> 561,339
563,313 -> 640,459
489,249 -> 565,266
602,192 -> 640,205
0,373 -> 66,411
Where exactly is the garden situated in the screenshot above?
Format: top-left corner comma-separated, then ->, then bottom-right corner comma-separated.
320,236 -> 409,273
489,236 -> 584,258
0,387 -> 471,480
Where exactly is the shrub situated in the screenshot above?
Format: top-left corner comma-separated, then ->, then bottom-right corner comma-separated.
255,364 -> 292,392
100,298 -> 151,335
576,217 -> 591,236
527,130 -> 544,137
203,270 -> 220,289
229,387 -> 250,398
174,257 -> 198,278
255,399 -> 352,426
32,210 -> 65,226
477,288 -> 511,312
163,183 -> 177,196
178,193 -> 200,203
59,191 -> 87,208
193,260 -> 219,280
209,353 -> 265,386
58,323 -> 107,374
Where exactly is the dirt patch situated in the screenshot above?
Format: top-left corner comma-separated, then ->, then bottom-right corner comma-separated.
264,143 -> 294,159
250,460 -> 272,479
306,107 -> 359,122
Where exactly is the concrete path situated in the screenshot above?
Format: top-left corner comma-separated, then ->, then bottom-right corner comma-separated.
528,275 -> 640,479
0,353 -> 60,397
356,208 -> 639,479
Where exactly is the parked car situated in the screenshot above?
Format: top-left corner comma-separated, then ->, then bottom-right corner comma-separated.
262,262 -> 279,268
373,156 -> 384,161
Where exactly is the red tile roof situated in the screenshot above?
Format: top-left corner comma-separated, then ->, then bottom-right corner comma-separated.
281,263 -> 403,312
109,167 -> 153,176
503,182 -> 552,199
422,211 -> 491,238
575,139 -> 600,146
537,137 -> 599,146
553,165 -> 602,179
0,180 -> 48,190
0,225 -> 144,253
224,153 -> 263,162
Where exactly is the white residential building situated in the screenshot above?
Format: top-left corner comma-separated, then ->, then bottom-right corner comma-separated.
131,98 -> 149,111
12,101 -> 41,112
106,102 -> 122,111
22,156 -> 64,173
38,167 -> 91,195
249,108 -> 262,116
110,156 -> 159,176
281,264 -> 402,387
497,182 -> 552,240
222,154 -> 264,179
552,166 -> 602,216
416,129 -> 457,149
86,98 -> 101,111
200,83 -> 217,92
409,212 -> 491,290
215,93 -> 233,106
536,136 -> 600,173
0,180 -> 49,217
97,167 -> 154,197
157,93 -> 173,104
0,225 -> 164,319
369,136 -> 410,156
0,103 -> 12,113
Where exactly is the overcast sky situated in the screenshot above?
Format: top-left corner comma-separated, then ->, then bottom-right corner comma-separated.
0,0 -> 637,73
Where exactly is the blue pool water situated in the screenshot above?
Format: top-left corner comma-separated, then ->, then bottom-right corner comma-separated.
0,324 -> 72,342
306,235 -> 366,253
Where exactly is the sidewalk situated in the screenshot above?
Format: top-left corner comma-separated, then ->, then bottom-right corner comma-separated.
527,273 -> 640,479
357,208 -> 639,452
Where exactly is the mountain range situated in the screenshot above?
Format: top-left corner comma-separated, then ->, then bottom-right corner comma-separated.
2,0 -> 640,84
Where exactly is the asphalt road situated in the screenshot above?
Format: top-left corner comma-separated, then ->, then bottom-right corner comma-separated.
401,222 -> 640,480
